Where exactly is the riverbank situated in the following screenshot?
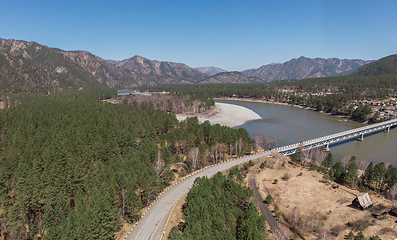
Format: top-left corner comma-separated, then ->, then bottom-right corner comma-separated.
176,102 -> 262,128
216,97 -> 370,123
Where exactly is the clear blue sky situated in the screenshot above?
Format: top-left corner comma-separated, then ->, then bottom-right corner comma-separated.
1,0 -> 396,71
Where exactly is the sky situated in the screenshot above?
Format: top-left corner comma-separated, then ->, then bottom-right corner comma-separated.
1,0 -> 396,71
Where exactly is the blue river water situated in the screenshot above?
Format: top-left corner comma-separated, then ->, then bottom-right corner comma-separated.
216,99 -> 396,165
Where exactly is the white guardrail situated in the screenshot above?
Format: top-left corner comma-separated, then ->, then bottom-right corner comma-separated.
123,153 -> 264,240
123,119 -> 397,239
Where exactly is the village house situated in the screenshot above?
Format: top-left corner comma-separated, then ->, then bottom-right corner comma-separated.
352,193 -> 374,210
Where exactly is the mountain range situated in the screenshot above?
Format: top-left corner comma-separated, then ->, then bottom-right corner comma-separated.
0,39 -> 164,93
241,56 -> 373,82
199,72 -> 261,84
0,38 -> 382,94
111,55 -> 208,84
195,66 -> 226,76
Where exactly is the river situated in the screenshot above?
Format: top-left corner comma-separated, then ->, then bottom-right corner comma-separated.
216,99 -> 397,165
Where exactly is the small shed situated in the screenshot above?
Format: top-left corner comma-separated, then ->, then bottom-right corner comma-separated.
389,208 -> 397,217
372,207 -> 391,218
352,193 -> 373,210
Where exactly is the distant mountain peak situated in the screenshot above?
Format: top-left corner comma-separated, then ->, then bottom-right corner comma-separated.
200,71 -> 261,84
241,57 -> 373,82
115,55 -> 208,83
195,66 -> 227,76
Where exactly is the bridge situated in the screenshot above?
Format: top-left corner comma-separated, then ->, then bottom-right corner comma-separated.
273,118 -> 397,156
127,118 -> 397,240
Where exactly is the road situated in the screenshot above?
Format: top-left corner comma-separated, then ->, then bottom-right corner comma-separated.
249,171 -> 288,240
126,152 -> 271,240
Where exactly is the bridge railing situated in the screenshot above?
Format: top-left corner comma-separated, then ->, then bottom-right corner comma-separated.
274,118 -> 397,155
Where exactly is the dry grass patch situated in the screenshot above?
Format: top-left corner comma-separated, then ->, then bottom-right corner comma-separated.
255,157 -> 397,240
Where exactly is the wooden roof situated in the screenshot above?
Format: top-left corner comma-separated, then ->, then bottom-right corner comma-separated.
354,193 -> 373,208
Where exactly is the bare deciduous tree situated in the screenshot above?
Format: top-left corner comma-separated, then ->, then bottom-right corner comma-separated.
319,230 -> 328,240
385,161 -> 391,169
218,143 -> 225,162
211,145 -> 217,164
189,147 -> 199,171
252,135 -> 277,152
121,189 -> 127,219
265,139 -> 278,150
253,135 -> 263,151
175,162 -> 189,172
355,158 -> 370,172
122,95 -> 215,114
261,135 -> 269,149
298,142 -> 310,166
311,209 -> 315,231
314,148 -> 327,167
301,214 -> 306,235
146,189 -> 154,206
238,137 -> 244,154
390,183 -> 397,207
135,138 -> 141,150
341,155 -> 351,170
154,150 -> 168,181
292,207 -> 299,228
229,143 -> 234,159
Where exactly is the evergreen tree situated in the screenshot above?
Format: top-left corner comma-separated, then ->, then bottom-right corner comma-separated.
361,162 -> 374,188
323,152 -> 334,168
345,162 -> 358,187
237,203 -> 267,240
373,163 -> 386,191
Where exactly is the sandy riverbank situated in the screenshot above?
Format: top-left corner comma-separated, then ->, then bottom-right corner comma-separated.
176,102 -> 262,128
217,97 -> 369,122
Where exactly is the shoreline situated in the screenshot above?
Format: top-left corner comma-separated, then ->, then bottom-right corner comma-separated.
176,102 -> 262,128
175,98 -> 366,128
215,97 -> 370,124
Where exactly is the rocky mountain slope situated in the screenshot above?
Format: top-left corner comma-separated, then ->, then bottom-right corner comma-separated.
195,66 -> 226,76
0,39 -> 163,93
112,55 -> 208,84
199,71 -> 261,84
0,39 -> 381,94
242,56 -> 372,82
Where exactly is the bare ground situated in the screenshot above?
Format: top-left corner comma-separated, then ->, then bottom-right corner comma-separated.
255,156 -> 397,240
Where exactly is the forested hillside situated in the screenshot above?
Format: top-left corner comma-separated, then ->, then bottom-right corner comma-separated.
0,39 -> 166,93
120,94 -> 215,114
354,54 -> 397,77
114,55 -> 208,83
136,55 -> 397,120
0,88 -> 252,239
168,170 -> 268,240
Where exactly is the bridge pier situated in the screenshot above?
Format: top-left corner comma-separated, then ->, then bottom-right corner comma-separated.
323,143 -> 330,152
385,126 -> 390,133
358,134 -> 364,141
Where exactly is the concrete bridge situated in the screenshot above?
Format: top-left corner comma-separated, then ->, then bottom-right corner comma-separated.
273,118 -> 397,156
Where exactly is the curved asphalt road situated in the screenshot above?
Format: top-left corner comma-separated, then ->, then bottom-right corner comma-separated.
127,152 -> 271,240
